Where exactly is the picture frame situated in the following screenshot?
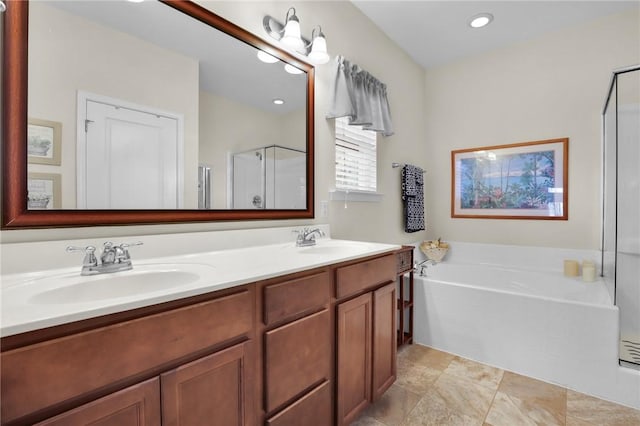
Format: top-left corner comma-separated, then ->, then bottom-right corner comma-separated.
27,173 -> 62,209
451,138 -> 568,220
27,118 -> 62,165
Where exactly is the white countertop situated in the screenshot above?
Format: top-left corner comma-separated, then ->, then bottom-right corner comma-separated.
1,238 -> 399,337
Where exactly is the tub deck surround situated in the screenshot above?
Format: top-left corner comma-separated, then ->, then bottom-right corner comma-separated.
1,226 -> 400,337
407,241 -> 640,410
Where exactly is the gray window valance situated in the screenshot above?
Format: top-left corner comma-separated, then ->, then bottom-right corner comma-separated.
326,55 -> 394,137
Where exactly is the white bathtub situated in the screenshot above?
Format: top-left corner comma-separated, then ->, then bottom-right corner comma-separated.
413,258 -> 640,409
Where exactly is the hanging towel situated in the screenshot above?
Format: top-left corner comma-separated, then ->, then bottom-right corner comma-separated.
402,165 -> 425,233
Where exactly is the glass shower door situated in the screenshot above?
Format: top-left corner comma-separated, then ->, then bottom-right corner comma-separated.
232,149 -> 265,209
603,66 -> 640,367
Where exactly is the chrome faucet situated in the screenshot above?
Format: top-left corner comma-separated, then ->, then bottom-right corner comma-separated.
414,259 -> 436,277
67,241 -> 143,276
295,227 -> 325,247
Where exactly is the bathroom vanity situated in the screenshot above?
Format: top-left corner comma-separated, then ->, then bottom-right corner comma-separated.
0,239 -> 400,426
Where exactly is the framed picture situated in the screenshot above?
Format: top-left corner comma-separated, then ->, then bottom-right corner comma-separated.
451,138 -> 568,220
27,173 -> 62,209
28,118 -> 62,165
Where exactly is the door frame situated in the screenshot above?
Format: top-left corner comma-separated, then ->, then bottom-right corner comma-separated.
76,91 -> 185,208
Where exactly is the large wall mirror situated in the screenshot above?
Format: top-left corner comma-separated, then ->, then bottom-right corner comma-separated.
2,0 -> 315,228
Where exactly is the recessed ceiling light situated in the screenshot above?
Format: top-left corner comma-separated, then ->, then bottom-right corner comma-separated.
127,0 -> 145,3
469,13 -> 493,29
273,98 -> 285,105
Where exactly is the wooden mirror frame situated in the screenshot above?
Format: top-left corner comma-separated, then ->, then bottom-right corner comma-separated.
1,0 -> 315,228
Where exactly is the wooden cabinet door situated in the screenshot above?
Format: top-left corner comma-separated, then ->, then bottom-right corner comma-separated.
372,282 -> 397,400
161,342 -> 250,426
35,378 -> 160,426
336,292 -> 372,426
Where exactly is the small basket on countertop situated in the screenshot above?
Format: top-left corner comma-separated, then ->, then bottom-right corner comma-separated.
419,239 -> 449,263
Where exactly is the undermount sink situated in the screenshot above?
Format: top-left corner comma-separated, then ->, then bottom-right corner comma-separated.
27,263 -> 215,304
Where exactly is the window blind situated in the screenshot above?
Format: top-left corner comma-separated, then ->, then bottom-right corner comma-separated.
335,116 -> 377,192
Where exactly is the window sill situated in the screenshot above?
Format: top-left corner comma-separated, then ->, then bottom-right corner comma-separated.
329,189 -> 383,203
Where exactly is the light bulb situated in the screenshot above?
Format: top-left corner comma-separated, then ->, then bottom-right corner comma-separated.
281,16 -> 304,51
257,51 -> 279,64
284,64 -> 304,75
308,35 -> 329,65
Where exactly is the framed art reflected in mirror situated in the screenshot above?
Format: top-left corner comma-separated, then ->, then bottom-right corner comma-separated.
27,118 -> 61,166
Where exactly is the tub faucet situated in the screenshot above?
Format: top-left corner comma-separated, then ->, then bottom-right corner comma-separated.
414,259 -> 436,277
67,241 -> 143,276
295,227 -> 325,247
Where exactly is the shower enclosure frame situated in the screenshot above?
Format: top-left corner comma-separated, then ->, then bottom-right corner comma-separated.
601,64 -> 640,368
231,144 -> 306,210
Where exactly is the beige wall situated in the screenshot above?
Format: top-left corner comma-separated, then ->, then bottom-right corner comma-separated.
423,10 -> 640,249
3,2 -> 638,249
27,2 -> 200,209
190,1 -> 428,245
199,91 -> 305,209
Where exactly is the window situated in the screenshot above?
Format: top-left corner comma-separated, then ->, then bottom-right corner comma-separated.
335,116 -> 377,193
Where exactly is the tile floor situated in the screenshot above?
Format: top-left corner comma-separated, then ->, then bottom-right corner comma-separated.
353,344 -> 640,426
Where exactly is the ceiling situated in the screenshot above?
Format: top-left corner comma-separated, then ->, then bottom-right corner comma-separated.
46,1 -> 306,115
351,1 -> 640,70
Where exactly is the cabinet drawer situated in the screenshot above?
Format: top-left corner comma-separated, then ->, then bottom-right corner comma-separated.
263,271 -> 330,326
336,255 -> 396,300
264,309 -> 331,413
35,378 -> 160,426
266,380 -> 331,426
1,289 -> 253,424
396,248 -> 413,273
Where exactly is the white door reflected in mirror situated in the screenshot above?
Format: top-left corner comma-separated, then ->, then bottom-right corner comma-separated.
77,93 -> 183,209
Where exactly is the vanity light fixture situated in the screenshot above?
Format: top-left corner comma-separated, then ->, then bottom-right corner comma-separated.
307,26 -> 330,65
263,7 -> 330,65
280,7 -> 305,51
469,13 -> 494,28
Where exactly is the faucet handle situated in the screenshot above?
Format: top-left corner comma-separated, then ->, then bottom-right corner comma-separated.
66,245 -> 98,267
119,241 -> 143,249
117,241 -> 143,261
106,241 -> 142,262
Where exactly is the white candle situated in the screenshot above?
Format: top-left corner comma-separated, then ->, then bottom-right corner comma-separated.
582,264 -> 596,282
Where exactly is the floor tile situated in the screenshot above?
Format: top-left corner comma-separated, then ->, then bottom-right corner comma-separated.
397,344 -> 455,372
484,391 -> 564,426
352,416 -> 387,426
360,384 -> 422,426
402,372 -> 496,426
494,371 -> 566,424
565,416 -> 594,426
443,357 -> 504,391
395,360 -> 442,395
356,345 -> 640,426
566,389 -> 640,426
